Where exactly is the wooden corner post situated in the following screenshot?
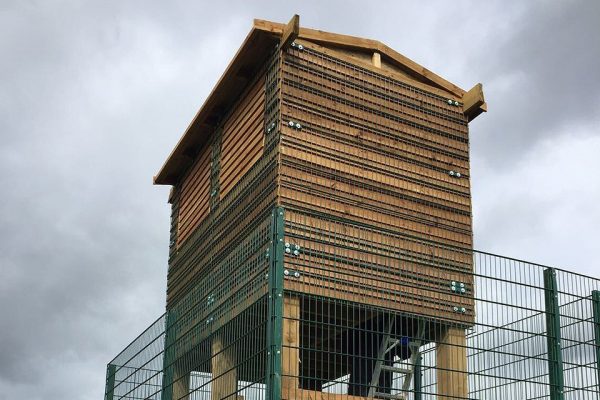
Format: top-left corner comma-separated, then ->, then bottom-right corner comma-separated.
436,326 -> 468,399
212,333 -> 237,400
282,295 -> 300,398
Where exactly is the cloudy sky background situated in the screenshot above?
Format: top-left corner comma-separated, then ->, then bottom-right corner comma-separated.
1,1 -> 599,399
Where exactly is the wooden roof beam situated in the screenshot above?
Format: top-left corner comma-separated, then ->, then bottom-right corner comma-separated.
280,14 -> 299,50
462,83 -> 487,121
254,18 -> 466,98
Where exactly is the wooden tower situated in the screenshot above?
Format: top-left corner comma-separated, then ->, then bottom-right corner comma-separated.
154,15 -> 486,400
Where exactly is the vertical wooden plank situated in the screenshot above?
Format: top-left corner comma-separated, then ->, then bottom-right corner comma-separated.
212,333 -> 237,400
282,295 -> 300,397
436,326 -> 468,400
172,367 -> 190,400
372,52 -> 381,68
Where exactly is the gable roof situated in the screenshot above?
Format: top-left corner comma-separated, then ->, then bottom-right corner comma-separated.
154,17 -> 484,186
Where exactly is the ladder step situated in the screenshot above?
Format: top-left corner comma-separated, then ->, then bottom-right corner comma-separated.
374,392 -> 406,400
381,365 -> 413,374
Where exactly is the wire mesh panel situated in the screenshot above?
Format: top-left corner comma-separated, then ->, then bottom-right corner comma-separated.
278,243 -> 600,400
105,208 -> 281,400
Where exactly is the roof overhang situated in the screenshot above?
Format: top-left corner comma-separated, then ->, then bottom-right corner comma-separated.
154,16 -> 485,186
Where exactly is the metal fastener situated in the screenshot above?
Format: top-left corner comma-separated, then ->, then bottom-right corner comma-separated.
284,269 -> 290,276
449,170 -> 456,176
293,271 -> 301,278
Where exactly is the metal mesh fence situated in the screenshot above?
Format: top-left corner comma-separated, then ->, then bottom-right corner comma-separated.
105,208 -> 600,400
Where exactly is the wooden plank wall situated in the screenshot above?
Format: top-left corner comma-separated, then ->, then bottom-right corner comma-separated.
220,74 -> 266,199
177,144 -> 212,246
168,66 -> 274,309
280,40 -> 474,323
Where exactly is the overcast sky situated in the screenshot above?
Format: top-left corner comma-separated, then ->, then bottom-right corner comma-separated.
1,1 -> 599,399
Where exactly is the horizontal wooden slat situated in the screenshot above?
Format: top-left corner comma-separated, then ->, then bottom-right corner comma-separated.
220,73 -> 266,199
177,144 -> 212,246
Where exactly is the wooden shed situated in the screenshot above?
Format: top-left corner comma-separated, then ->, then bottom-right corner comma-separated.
155,15 -> 485,400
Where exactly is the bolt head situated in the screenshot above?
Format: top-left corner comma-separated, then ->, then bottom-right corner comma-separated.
295,122 -> 302,129
456,172 -> 462,178
453,306 -> 459,312
298,44 -> 304,50
293,250 -> 300,256
285,242 -> 291,248
461,288 -> 466,293
285,248 -> 291,254
447,99 -> 453,105
449,170 -> 456,176
293,271 -> 300,278
294,244 -> 300,250
454,100 -> 460,106
288,121 -> 294,127
284,269 -> 290,276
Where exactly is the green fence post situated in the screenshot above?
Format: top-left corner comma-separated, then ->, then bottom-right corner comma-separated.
544,268 -> 564,400
266,206 -> 285,400
592,290 -> 600,390
105,363 -> 116,400
413,355 -> 422,400
161,311 -> 178,400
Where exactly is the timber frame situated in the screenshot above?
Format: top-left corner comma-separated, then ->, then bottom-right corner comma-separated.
154,16 -> 486,186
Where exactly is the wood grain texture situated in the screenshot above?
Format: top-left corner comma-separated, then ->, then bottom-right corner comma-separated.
220,73 -> 266,199
437,327 -> 469,399
177,143 -> 211,246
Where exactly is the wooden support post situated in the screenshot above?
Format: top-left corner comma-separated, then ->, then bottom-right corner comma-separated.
436,326 -> 468,400
172,366 -> 190,400
212,333 -> 237,400
372,52 -> 381,68
282,295 -> 300,398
